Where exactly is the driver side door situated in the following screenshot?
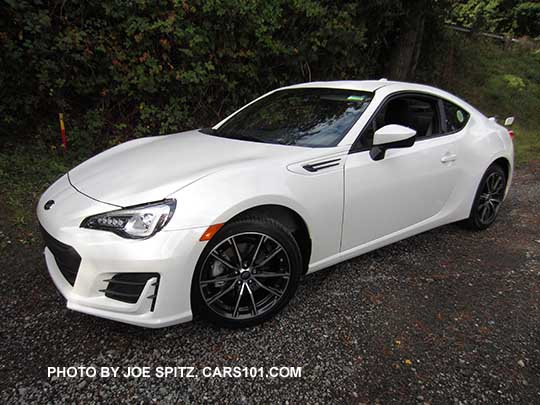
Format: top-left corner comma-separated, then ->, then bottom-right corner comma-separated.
341,93 -> 463,252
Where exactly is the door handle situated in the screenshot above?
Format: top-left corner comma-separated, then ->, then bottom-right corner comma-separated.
441,153 -> 457,163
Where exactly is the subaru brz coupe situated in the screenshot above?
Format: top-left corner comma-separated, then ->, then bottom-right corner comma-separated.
38,80 -> 514,328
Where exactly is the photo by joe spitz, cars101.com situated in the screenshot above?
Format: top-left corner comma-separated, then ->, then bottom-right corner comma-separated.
37,79 -> 514,329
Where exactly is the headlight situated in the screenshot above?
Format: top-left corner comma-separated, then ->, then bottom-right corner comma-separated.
81,199 -> 176,239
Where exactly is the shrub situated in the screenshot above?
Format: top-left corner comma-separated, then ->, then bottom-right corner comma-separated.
0,0 -> 409,153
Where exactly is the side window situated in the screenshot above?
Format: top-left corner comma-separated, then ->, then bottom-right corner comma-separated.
358,95 -> 440,148
405,98 -> 439,138
443,101 -> 470,133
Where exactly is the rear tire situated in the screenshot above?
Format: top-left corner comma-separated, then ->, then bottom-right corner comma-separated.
459,164 -> 507,230
191,217 -> 302,328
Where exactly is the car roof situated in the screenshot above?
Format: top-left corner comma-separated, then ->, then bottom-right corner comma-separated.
285,79 -> 453,95
284,80 -> 393,92
283,80 -> 481,116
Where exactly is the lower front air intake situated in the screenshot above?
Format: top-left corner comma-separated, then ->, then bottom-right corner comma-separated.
100,273 -> 160,310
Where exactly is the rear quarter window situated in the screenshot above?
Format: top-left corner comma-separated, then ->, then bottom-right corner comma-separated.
443,100 -> 470,133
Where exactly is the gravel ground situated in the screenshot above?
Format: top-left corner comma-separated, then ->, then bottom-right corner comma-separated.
1,164 -> 539,404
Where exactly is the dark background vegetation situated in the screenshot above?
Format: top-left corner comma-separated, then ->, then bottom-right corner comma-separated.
2,4 -> 540,403
0,0 -> 539,228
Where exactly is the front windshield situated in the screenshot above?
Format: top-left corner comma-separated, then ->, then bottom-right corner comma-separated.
205,88 -> 373,147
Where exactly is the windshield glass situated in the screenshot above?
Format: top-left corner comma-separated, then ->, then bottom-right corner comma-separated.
205,88 -> 373,147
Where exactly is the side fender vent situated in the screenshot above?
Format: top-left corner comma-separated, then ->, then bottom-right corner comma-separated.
303,158 -> 341,172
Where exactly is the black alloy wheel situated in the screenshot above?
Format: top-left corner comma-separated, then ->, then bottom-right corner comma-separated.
191,217 -> 302,328
461,164 -> 507,230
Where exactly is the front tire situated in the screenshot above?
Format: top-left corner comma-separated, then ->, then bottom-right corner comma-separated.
191,217 -> 302,328
460,163 -> 507,230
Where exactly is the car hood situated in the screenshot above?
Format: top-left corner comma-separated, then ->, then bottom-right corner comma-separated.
68,130 -> 309,207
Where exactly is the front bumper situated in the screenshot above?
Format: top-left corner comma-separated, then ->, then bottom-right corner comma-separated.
37,175 -> 207,328
41,224 -> 207,328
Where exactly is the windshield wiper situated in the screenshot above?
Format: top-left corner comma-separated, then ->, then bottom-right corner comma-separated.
201,128 -> 267,144
232,134 -> 267,144
200,127 -> 217,136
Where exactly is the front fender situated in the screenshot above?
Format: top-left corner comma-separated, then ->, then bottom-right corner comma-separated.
165,161 -> 343,264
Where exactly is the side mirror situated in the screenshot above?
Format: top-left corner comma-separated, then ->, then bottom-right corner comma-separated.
504,116 -> 515,126
370,124 -> 416,161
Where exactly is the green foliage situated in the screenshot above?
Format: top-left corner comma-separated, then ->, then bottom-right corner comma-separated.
0,0 -> 537,176
513,126 -> 540,166
0,144 -> 76,233
0,0 -> 410,153
421,33 -> 540,166
446,38 -> 540,126
451,0 -> 510,33
515,2 -> 540,37
449,0 -> 540,36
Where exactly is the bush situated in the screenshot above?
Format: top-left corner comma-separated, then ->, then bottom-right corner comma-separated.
0,0 -> 410,154
449,0 -> 540,37
515,2 -> 540,37
416,29 -> 540,165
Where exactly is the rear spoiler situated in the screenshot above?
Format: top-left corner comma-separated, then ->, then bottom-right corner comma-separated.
488,116 -> 515,126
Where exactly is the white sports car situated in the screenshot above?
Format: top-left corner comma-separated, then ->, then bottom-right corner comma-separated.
37,80 -> 514,328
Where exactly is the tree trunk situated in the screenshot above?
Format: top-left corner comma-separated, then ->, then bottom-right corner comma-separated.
386,6 -> 426,81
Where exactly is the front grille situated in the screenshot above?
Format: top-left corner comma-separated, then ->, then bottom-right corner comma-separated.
100,273 -> 159,309
40,225 -> 81,286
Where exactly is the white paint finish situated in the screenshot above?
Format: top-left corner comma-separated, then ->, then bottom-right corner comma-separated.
167,149 -> 346,263
341,132 -> 464,251
37,80 -> 514,327
372,124 -> 416,145
37,174 -> 117,235
42,225 -> 206,328
68,130 -> 311,208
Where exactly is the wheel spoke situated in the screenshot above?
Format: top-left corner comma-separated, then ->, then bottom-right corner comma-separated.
253,278 -> 283,298
487,174 -> 497,193
480,193 -> 490,201
210,251 -> 236,270
245,284 -> 258,316
200,275 -> 238,286
491,197 -> 502,206
480,205 -> 489,222
488,200 -> 500,216
254,272 -> 289,279
230,237 -> 243,267
486,203 -> 495,220
232,283 -> 245,317
249,235 -> 266,268
492,175 -> 502,193
207,282 -> 236,305
254,247 -> 283,269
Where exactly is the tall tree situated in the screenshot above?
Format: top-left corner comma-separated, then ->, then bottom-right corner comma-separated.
385,0 -> 447,81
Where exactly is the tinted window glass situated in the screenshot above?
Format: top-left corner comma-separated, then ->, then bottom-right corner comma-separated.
207,88 -> 373,147
358,95 -> 439,148
443,101 -> 470,133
